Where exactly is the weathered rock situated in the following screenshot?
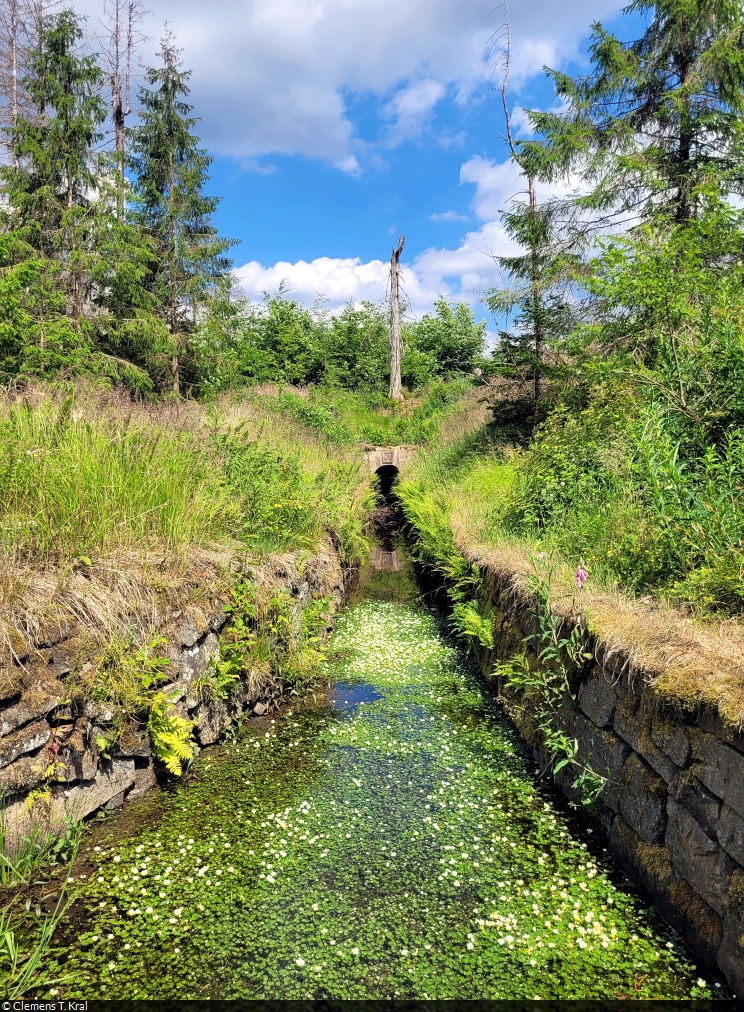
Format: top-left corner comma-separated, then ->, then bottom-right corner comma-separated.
0,719 -> 50,769
195,699 -> 228,746
689,727 -> 744,818
720,869 -> 744,996
614,691 -> 681,783
651,711 -> 692,768
63,759 -> 136,820
252,701 -> 268,717
0,752 -> 47,794
0,670 -> 22,704
113,725 -> 151,758
171,633 -> 219,689
105,789 -> 126,810
82,700 -> 117,723
0,680 -> 63,736
573,713 -> 631,813
618,753 -> 668,842
179,606 -> 209,648
669,772 -> 721,837
578,671 -> 620,728
717,803 -> 744,867
129,758 -> 158,799
697,709 -> 744,755
58,746 -> 97,782
208,599 -> 228,632
611,814 -> 723,967
666,798 -> 735,917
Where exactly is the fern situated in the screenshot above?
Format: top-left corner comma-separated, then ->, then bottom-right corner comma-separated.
147,694 -> 196,776
451,601 -> 494,649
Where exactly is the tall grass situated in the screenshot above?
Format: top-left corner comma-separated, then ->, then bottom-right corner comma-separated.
0,385 -> 372,570
274,380 -> 476,447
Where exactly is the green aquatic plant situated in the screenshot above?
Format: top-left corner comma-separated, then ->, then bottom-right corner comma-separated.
42,596 -> 714,999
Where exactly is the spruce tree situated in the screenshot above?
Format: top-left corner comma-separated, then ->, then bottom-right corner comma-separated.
4,8 -> 106,230
519,0 -> 744,221
486,198 -> 579,429
129,30 -> 236,394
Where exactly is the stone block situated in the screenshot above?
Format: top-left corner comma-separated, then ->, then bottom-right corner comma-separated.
129,758 -> 158,800
252,701 -> 268,717
720,869 -> 744,997
0,670 -> 22,704
63,759 -> 136,820
58,748 -> 97,782
82,700 -> 116,723
105,789 -> 126,810
578,671 -> 620,728
174,633 -> 219,687
195,699 -> 228,746
208,600 -> 228,632
614,690 -> 644,751
0,720 -> 50,769
0,680 -> 63,736
610,815 -> 722,968
669,772 -> 721,837
573,712 -> 631,813
0,753 -> 46,794
179,606 -> 209,648
618,753 -> 668,843
113,726 -> 151,758
666,798 -> 735,917
651,712 -> 692,768
717,803 -> 744,867
689,727 -> 744,817
697,709 -> 744,755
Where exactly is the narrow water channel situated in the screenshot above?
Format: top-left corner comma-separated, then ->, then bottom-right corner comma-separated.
49,555 -> 714,999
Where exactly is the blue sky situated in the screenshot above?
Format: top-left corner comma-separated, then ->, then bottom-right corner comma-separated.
80,0 -> 645,317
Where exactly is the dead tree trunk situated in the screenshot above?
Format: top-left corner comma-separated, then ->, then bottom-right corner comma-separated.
389,234 -> 405,401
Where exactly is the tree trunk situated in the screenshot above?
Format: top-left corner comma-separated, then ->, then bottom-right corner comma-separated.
389,234 -> 405,401
528,176 -> 542,403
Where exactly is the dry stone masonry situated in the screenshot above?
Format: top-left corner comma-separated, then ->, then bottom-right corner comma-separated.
478,575 -> 744,995
0,547 -> 347,852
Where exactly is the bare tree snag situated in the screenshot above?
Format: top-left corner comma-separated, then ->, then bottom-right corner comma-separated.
100,0 -> 147,211
389,234 -> 405,401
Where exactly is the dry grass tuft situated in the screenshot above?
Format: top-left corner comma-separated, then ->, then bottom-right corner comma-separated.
459,533 -> 744,730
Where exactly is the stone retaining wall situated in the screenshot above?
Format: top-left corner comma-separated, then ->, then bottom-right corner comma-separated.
0,546 -> 348,847
475,575 -> 744,995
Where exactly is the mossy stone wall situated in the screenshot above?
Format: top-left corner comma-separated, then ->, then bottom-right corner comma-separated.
476,573 -> 744,996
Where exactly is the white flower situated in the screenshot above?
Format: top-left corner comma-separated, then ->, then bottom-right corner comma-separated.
400,949 -> 409,956
295,957 -> 305,967
697,979 -> 706,988
108,962 -> 116,970
351,947 -> 359,955
113,856 -> 121,863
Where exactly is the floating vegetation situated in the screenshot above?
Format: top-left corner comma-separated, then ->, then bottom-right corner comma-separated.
46,599 -> 716,999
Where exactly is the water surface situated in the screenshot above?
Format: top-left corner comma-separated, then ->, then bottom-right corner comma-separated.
49,570 -> 716,999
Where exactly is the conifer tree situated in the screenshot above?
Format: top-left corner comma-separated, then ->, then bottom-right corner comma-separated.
519,0 -> 744,221
4,7 -> 106,227
129,29 -> 236,394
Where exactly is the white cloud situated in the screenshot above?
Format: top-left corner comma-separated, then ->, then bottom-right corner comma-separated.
381,78 -> 446,146
76,0 -> 624,166
235,194 -> 521,316
234,149 -> 583,314
429,210 -> 469,222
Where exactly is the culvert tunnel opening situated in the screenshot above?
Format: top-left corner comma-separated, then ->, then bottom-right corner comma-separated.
375,463 -> 399,500
372,464 -> 402,550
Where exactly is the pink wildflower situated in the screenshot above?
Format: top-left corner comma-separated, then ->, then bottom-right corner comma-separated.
575,565 -> 589,589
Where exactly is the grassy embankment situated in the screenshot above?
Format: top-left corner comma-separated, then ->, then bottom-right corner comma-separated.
0,378 -> 479,694
396,407 -> 744,730
0,379 -> 479,995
